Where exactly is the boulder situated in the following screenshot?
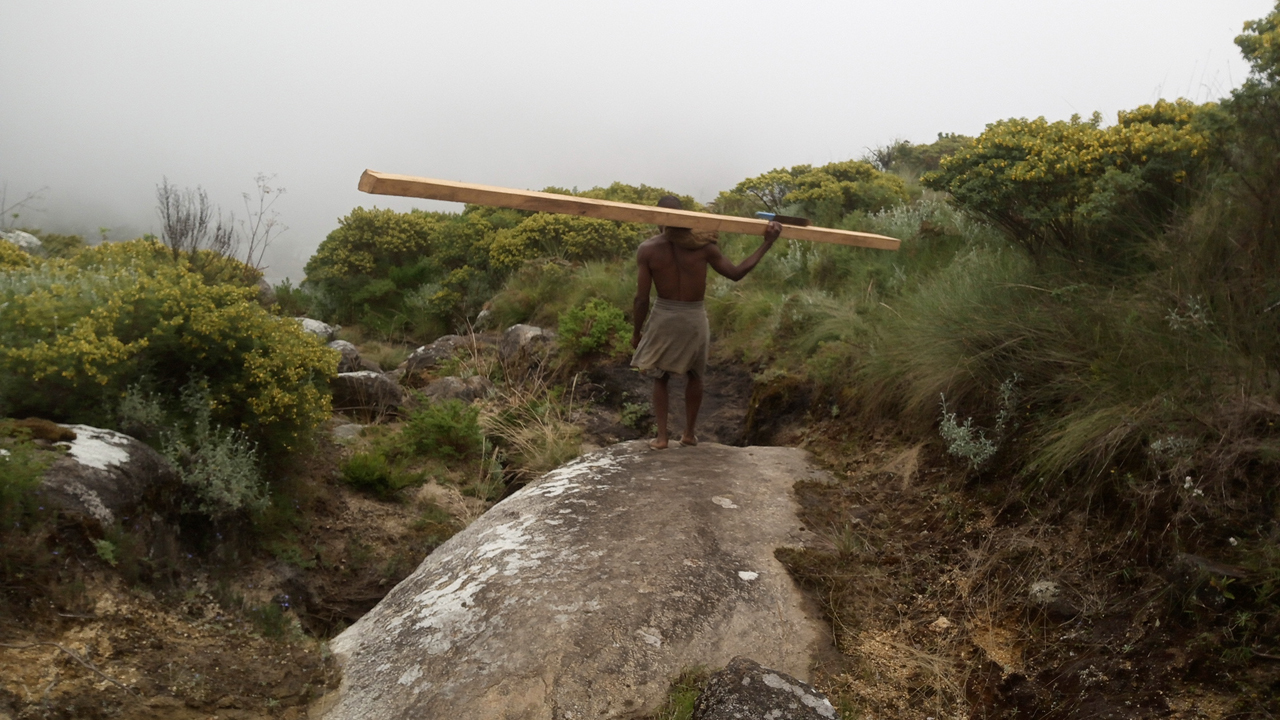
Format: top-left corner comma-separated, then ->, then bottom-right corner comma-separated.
499,324 -> 554,369
322,442 -> 827,720
331,371 -> 404,416
297,317 -> 338,342
421,376 -> 494,404
256,277 -> 276,305
404,335 -> 470,375
0,230 -> 42,252
692,656 -> 838,720
40,424 -> 179,528
329,340 -> 364,373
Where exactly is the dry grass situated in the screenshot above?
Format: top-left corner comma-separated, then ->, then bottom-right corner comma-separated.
438,330 -> 585,484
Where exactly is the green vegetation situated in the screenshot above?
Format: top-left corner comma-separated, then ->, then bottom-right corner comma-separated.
713,159 -> 911,224
642,667 -> 710,720
3,7 -> 1279,714
557,298 -> 632,359
301,182 -> 695,341
0,238 -> 335,457
0,433 -> 51,533
400,399 -> 484,460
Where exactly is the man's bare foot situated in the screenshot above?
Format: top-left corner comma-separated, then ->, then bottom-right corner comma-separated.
648,438 -> 669,450
679,434 -> 698,447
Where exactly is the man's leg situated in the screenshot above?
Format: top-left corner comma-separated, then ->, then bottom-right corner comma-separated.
650,373 -> 670,449
681,370 -> 702,446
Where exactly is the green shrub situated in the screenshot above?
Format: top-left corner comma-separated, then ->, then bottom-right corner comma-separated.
340,451 -> 403,497
272,278 -> 315,317
303,207 -> 498,336
0,437 -> 51,532
712,160 -> 910,224
558,299 -> 631,358
869,133 -> 975,175
922,99 -> 1216,264
30,231 -> 85,259
489,260 -> 634,330
401,400 -> 483,460
0,239 -> 335,455
572,182 -> 701,210
489,214 -> 641,271
161,381 -> 268,518
0,240 -> 33,270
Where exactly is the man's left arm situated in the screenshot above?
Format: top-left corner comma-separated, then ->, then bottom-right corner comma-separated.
707,221 -> 782,281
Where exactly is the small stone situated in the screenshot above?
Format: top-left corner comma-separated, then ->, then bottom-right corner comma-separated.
693,657 -> 838,720
421,376 -> 494,404
331,424 -> 364,441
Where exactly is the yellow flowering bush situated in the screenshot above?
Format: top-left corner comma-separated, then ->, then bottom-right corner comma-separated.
0,240 -> 32,270
922,99 -> 1216,260
0,239 -> 335,454
489,214 -> 641,272
304,207 -> 500,333
306,183 -> 696,338
712,160 -> 910,223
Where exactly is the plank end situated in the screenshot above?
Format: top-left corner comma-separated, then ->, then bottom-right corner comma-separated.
358,170 -> 381,194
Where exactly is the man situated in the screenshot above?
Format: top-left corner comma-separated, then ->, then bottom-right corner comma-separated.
630,195 -> 782,449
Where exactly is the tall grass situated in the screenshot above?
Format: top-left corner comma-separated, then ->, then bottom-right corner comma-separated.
489,259 -> 633,330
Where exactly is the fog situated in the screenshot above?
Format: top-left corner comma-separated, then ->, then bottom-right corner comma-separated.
1,1 -> 1270,283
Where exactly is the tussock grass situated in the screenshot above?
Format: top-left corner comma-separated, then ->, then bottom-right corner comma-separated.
489,259 -> 633,330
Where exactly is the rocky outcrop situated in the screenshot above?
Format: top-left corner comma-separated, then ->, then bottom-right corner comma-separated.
40,424 -> 179,528
692,656 -> 838,720
0,230 -> 42,252
499,323 -> 552,360
331,371 -> 404,417
421,376 -> 494,404
321,442 -> 829,720
328,340 -> 381,373
329,340 -> 362,372
498,324 -> 555,374
297,317 -> 337,342
403,335 -> 470,376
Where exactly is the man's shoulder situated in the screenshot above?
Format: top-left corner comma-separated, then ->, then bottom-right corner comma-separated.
637,234 -> 668,255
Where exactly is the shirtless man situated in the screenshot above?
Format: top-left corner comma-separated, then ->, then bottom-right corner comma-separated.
630,195 -> 782,449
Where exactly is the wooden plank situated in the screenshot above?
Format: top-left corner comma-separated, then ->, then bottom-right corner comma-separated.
358,170 -> 901,251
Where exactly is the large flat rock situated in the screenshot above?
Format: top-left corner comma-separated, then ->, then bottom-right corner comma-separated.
321,441 -> 831,720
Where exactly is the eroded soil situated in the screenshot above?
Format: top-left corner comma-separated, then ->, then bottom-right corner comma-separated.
785,424 -> 1280,719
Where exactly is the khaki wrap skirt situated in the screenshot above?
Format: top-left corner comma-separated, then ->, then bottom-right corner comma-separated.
630,298 -> 709,378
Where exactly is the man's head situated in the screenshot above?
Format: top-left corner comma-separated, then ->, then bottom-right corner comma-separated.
657,195 -> 691,232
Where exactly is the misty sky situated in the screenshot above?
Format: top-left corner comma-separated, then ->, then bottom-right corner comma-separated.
1,1 -> 1272,282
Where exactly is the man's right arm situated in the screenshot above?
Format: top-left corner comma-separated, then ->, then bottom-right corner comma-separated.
631,245 -> 653,349
707,220 -> 782,282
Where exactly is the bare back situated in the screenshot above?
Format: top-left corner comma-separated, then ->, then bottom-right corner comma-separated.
631,221 -> 779,349
636,232 -> 715,302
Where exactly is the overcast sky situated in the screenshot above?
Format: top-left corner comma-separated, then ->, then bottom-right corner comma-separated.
1,1 -> 1272,282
